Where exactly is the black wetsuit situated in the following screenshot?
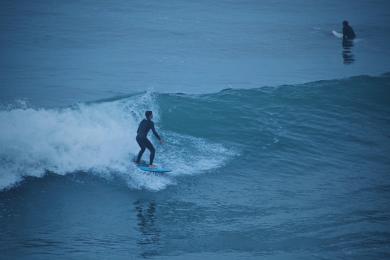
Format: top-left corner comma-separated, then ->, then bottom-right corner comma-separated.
343,24 -> 356,40
135,119 -> 161,165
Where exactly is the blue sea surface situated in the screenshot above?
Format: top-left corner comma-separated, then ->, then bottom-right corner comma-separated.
1,0 -> 390,259
1,0 -> 390,106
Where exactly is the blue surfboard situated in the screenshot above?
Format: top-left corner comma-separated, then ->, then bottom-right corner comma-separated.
135,159 -> 171,173
137,165 -> 171,173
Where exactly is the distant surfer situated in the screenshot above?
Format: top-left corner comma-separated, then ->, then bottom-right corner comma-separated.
341,20 -> 356,64
342,20 -> 356,40
135,111 -> 163,168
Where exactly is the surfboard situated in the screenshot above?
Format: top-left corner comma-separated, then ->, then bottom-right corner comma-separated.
332,30 -> 343,39
137,165 -> 171,173
135,159 -> 171,173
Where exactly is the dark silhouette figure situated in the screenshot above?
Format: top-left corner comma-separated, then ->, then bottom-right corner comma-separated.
342,20 -> 356,40
135,111 -> 163,167
341,20 -> 356,64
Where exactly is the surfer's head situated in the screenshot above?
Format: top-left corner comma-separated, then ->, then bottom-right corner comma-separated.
343,20 -> 349,26
145,111 -> 153,120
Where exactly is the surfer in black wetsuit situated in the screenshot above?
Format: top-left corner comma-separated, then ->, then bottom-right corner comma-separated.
341,20 -> 356,64
135,111 -> 163,168
342,20 -> 356,40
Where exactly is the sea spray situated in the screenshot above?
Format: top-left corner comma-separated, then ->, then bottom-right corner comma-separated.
0,92 -> 234,191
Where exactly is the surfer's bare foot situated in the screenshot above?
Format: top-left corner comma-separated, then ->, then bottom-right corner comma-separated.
149,164 -> 156,168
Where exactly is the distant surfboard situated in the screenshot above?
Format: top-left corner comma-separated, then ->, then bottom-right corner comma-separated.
332,30 -> 343,38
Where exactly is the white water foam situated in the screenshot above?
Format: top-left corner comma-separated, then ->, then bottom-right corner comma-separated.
0,92 -> 234,191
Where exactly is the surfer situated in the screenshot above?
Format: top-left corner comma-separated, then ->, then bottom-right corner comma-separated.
135,111 -> 163,168
342,20 -> 356,40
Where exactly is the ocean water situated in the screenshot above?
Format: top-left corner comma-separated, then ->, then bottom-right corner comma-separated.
1,75 -> 390,259
1,0 -> 390,106
1,0 -> 390,259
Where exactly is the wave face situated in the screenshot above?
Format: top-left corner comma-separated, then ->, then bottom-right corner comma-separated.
158,74 -> 390,184
1,74 -> 390,192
